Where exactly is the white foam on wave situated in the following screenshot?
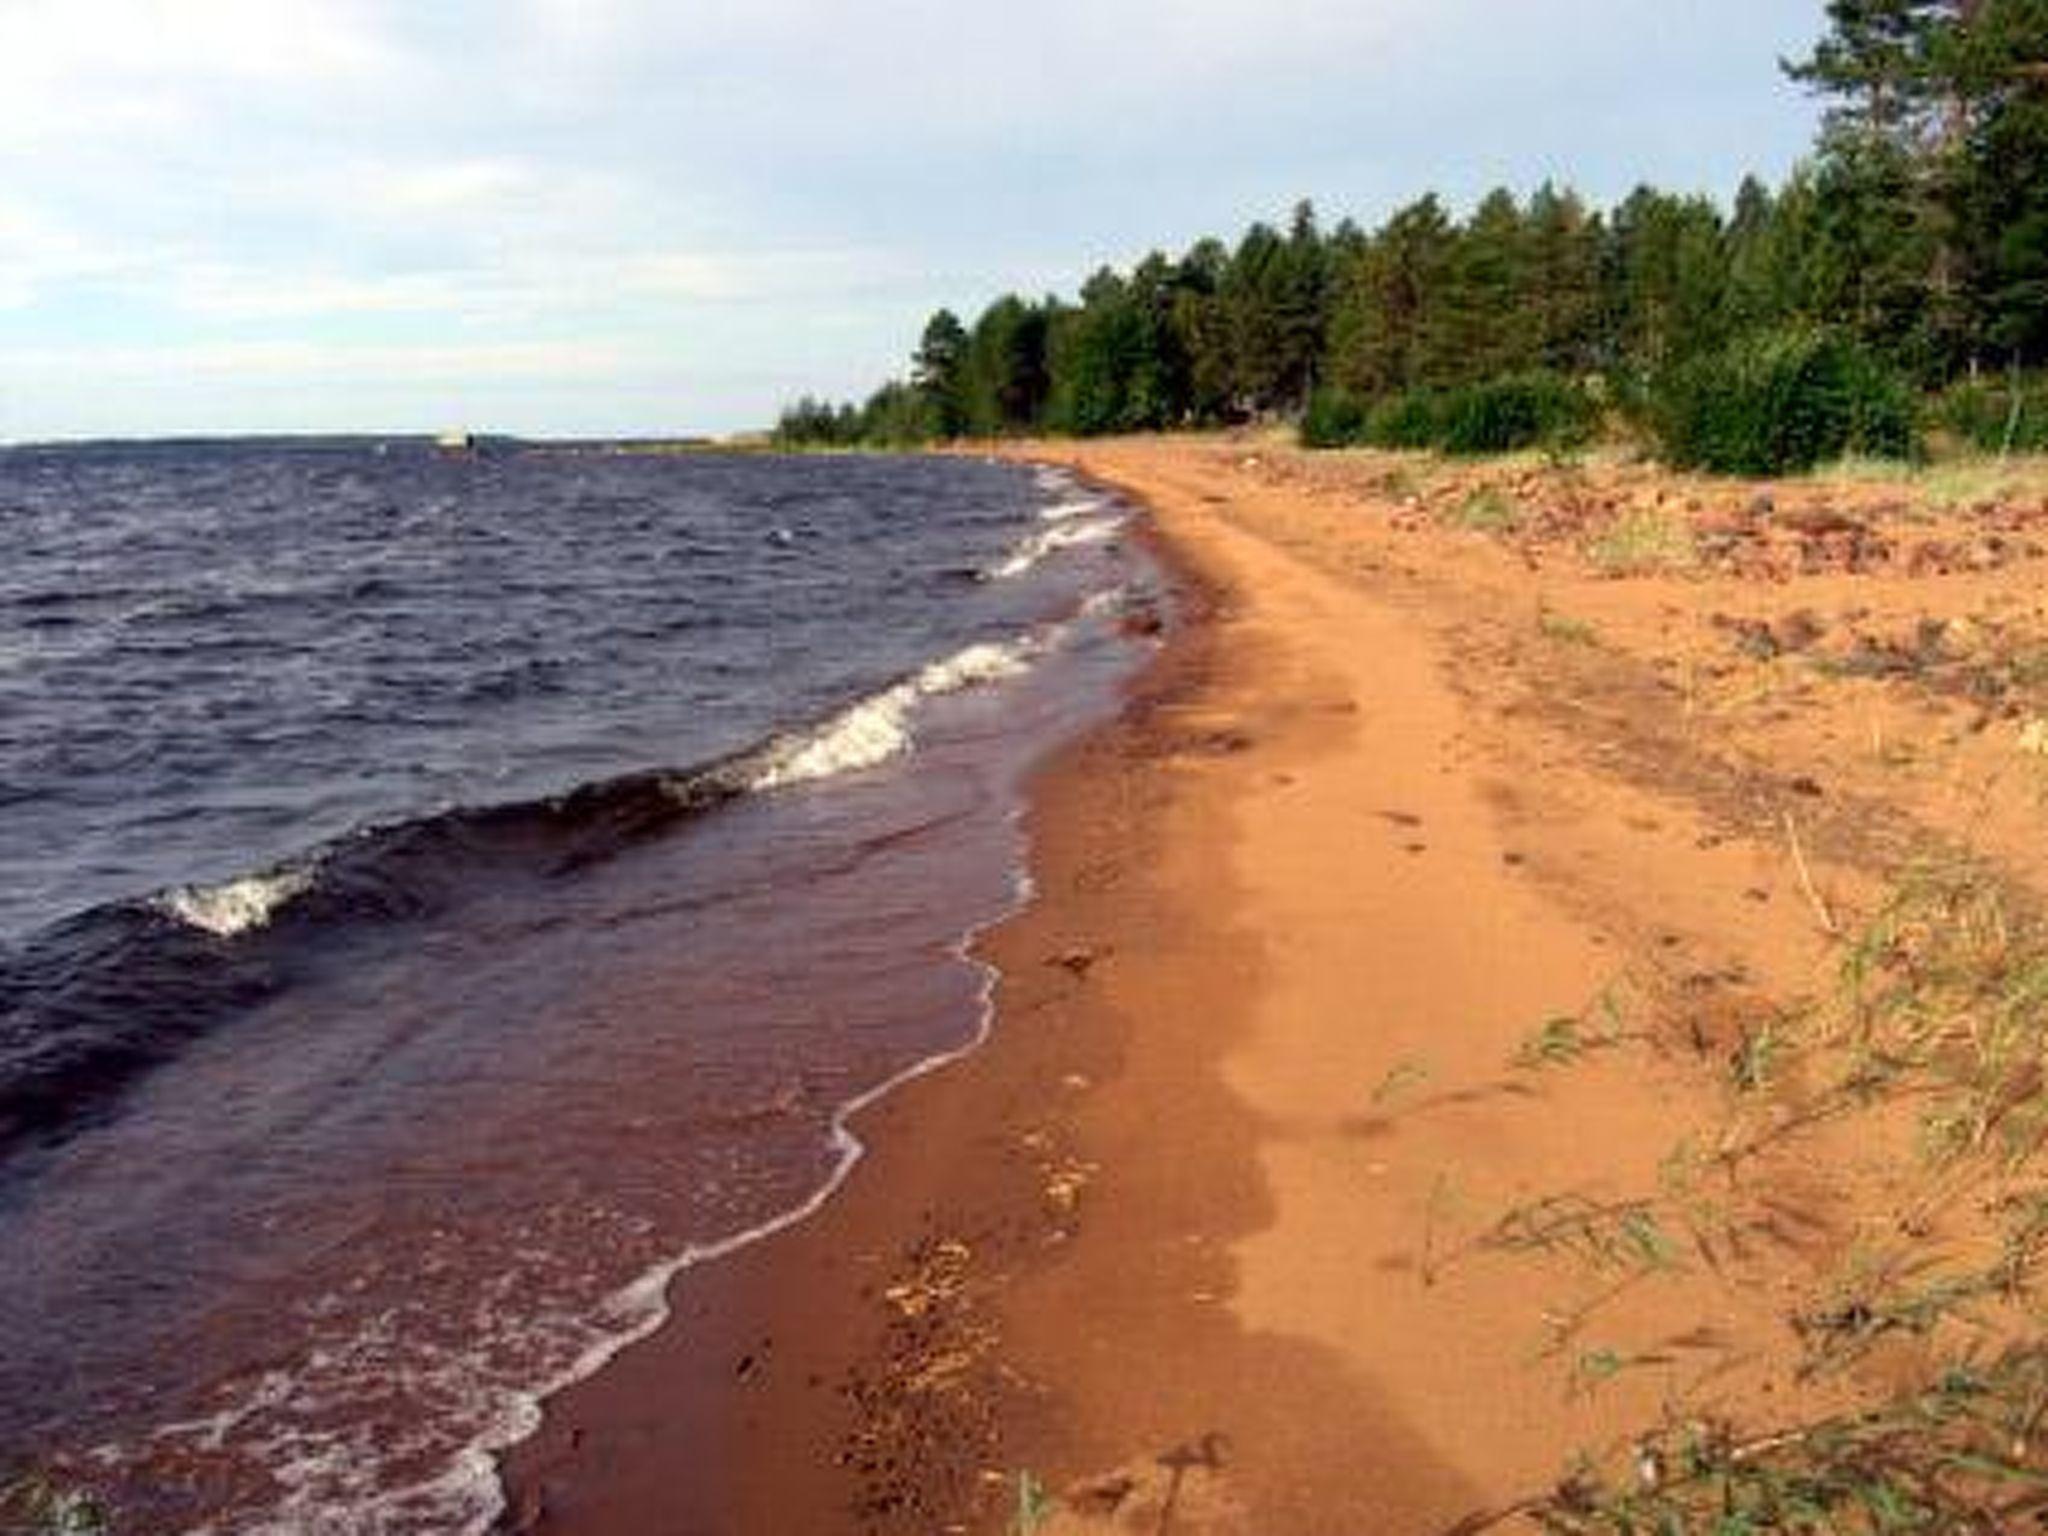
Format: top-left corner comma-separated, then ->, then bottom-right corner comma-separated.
157,868 -> 314,938
749,639 -> 1034,791
984,517 -> 1124,582
1038,494 -> 1107,523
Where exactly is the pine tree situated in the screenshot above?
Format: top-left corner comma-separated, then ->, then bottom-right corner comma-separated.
1323,195 -> 1453,396
1785,1 -> 1958,143
1525,183 -> 1605,375
912,310 -> 970,437
1170,238 -> 1236,424
963,296 -> 1052,435
1605,187 -> 1729,377
1222,222 -> 1288,414
1426,188 -> 1536,383
1947,0 -> 2048,362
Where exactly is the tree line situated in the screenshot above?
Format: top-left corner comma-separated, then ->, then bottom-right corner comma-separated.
778,1 -> 2048,471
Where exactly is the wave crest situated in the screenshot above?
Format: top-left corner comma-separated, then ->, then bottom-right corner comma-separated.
983,518 -> 1123,582
751,639 -> 1034,791
157,869 -> 315,938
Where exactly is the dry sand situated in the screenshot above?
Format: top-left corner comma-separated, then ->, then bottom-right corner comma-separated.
503,435 -> 2048,1533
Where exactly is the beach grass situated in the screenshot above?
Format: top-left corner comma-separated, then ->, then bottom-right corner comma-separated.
1451,858 -> 2048,1532
1586,506 -> 1697,574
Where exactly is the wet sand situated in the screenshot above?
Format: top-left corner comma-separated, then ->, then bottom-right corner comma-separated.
504,435 -> 2048,1532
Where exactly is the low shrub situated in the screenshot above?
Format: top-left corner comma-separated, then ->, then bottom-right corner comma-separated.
1300,387 -> 1367,448
1438,373 -> 1598,456
1936,373 -> 2048,454
1302,373 -> 1598,458
1363,390 -> 1443,449
1652,327 -> 1920,475
1589,506 -> 1697,573
1452,487 -> 1521,533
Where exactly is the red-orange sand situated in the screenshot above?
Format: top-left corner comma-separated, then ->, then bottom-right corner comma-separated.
503,435 -> 2048,1533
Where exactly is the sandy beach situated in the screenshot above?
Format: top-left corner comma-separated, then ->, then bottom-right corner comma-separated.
503,434 -> 2048,1533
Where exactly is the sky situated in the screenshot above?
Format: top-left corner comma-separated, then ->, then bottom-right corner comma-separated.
0,0 -> 1830,442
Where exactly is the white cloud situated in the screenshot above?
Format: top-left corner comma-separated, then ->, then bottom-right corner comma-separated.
0,0 -> 402,140
0,0 -> 1824,437
4,336 -> 635,385
153,244 -> 901,326
0,197 -> 150,308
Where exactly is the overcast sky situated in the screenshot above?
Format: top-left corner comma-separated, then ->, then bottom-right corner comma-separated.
0,0 -> 1827,441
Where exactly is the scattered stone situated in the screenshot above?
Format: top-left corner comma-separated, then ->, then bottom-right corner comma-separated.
1067,1474 -> 1138,1515
1050,945 -> 1102,978
1781,505 -> 1866,537
1778,609 -> 1827,651
1120,605 -> 1166,638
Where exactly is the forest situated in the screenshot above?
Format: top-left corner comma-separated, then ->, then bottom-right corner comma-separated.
776,1 -> 2048,474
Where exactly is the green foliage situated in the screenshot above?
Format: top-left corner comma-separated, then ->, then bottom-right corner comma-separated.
963,295 -> 1052,435
912,309 -> 970,437
1503,1350 -> 2048,1534
1537,609 -> 1601,646
1936,372 -> 2048,453
1452,487 -> 1522,533
780,4 -> 2048,457
1299,387 -> 1367,448
771,394 -> 864,449
1011,1470 -> 1058,1534
1363,389 -> 1444,448
1438,372 -> 1598,456
859,381 -> 939,447
1652,327 -> 1920,475
1588,506 -> 1698,574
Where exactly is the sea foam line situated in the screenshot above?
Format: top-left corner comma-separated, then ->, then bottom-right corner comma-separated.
983,517 -> 1124,582
1038,494 -> 1107,523
177,831 -> 1041,1536
397,851 -> 1043,1536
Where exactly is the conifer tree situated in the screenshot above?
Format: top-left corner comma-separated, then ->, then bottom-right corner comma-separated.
1525,183 -> 1605,375
1170,238 -> 1235,423
912,310 -> 970,437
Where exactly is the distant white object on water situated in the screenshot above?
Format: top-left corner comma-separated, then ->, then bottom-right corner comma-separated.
436,430 -> 475,454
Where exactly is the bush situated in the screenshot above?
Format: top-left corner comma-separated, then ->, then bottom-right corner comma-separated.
1300,387 -> 1367,448
1652,327 -> 1920,475
1936,374 -> 2048,454
1362,390 -> 1443,448
1437,373 -> 1598,456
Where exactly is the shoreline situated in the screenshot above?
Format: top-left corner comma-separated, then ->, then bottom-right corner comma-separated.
504,434 -> 2048,1532
496,482 -> 1238,1531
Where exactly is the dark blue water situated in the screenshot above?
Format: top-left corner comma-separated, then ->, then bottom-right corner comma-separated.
1,442 -> 1079,941
0,441 -> 1156,1532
